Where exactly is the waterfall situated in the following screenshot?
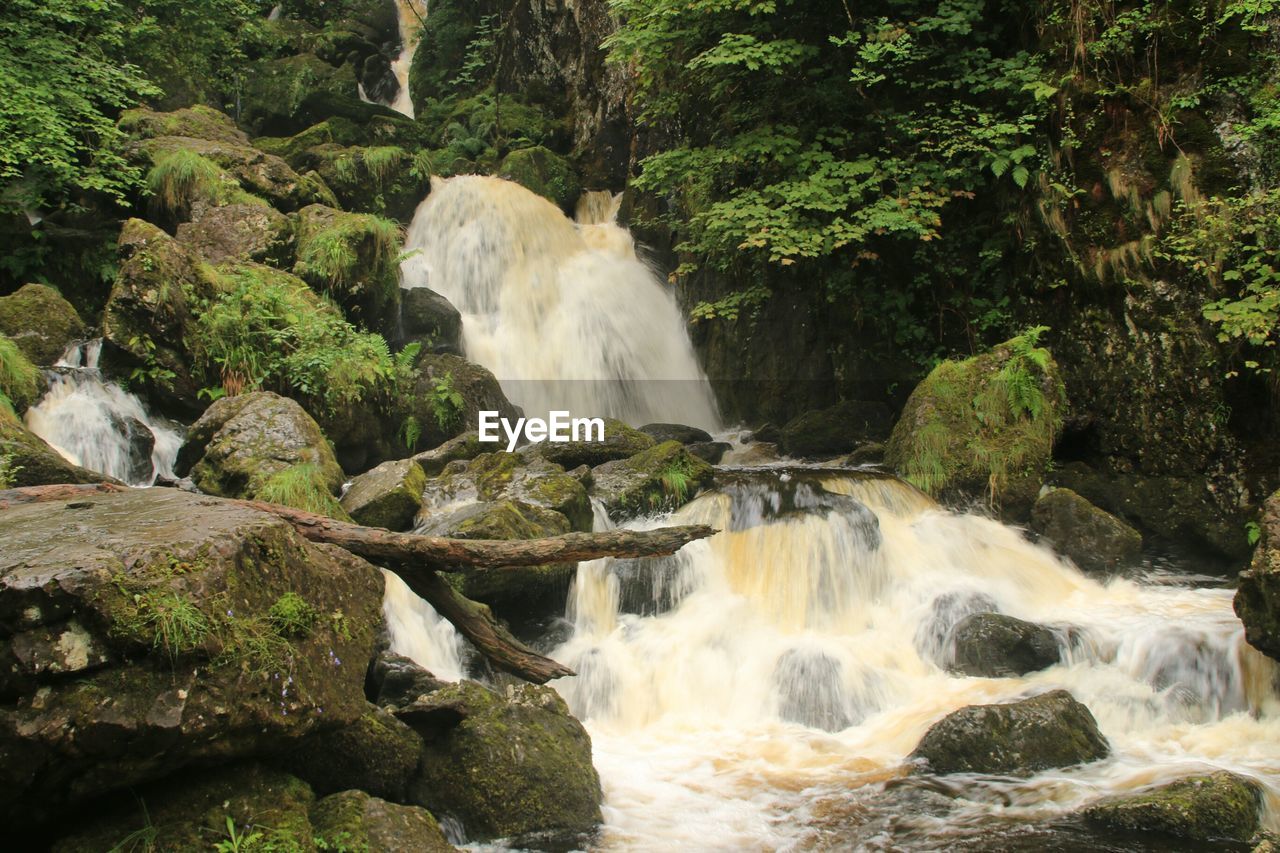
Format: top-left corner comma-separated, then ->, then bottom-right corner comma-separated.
552,470 -> 1280,848
400,175 -> 721,429
383,570 -> 466,681
387,0 -> 424,118
24,341 -> 182,487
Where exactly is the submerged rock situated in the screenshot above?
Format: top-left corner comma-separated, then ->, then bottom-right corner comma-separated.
909,689 -> 1110,776
949,612 -> 1062,678
405,680 -> 602,841
1082,771 -> 1262,843
341,459 -> 427,531
772,648 -> 853,732
1237,488 -> 1280,662
1031,486 -> 1142,572
312,789 -> 456,852
0,489 -> 384,828
915,590 -> 1001,668
0,284 -> 86,366
590,440 -> 714,519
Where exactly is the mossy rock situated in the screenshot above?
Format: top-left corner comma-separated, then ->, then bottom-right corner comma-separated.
1082,771 -> 1262,843
778,400 -> 893,459
306,143 -> 433,222
412,431 -> 487,475
1031,486 -> 1142,573
257,115 -> 435,163
886,332 -> 1066,513
293,204 -> 402,334
0,284 -> 85,366
101,219 -> 219,415
176,391 -> 345,513
400,287 -> 463,354
0,332 -> 42,415
312,789 -> 456,852
408,352 -> 523,452
0,490 -> 384,827
341,458 -> 427,531
909,689 -> 1109,777
949,612 -> 1062,678
239,53 -> 362,138
119,104 -> 250,146
406,680 -> 602,841
51,764 -> 316,853
498,145 -> 582,212
423,450 -> 592,532
590,440 -> 714,520
407,0 -> 503,107
0,408 -> 109,487
533,417 -> 656,469
1237,488 -> 1280,662
280,704 -> 424,802
175,202 -> 296,266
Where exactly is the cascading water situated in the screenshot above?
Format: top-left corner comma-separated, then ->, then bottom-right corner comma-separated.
551,470 -> 1280,849
24,341 -> 182,487
382,571 -> 466,680
364,0 -> 424,118
400,176 -> 721,429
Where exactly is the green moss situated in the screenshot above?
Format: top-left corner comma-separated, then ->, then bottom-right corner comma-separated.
0,283 -> 87,366
269,592 -> 319,639
119,105 -> 248,145
146,149 -> 231,217
258,463 -> 352,522
497,145 -> 581,211
293,206 -> 402,329
1083,772 -> 1261,842
886,328 -> 1066,502
0,333 -> 40,414
591,441 -> 715,518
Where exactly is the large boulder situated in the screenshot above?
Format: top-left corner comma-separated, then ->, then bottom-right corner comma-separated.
909,689 -> 1110,776
175,202 -> 295,266
886,332 -> 1066,515
534,417 -> 655,469
0,489 -> 384,828
778,400 -> 892,458
0,411 -> 109,487
949,613 -> 1062,678
498,145 -> 582,212
239,54 -> 365,138
421,451 -> 590,531
1236,488 -> 1280,662
312,789 -> 456,852
101,219 -> 218,414
640,423 -> 713,444
175,391 -> 346,515
590,440 -> 714,519
401,287 -> 463,354
1031,486 -> 1142,572
409,353 -> 523,452
412,431 -> 487,476
279,703 -> 424,802
341,458 -> 427,530
293,204 -> 402,334
305,144 -> 433,222
1082,771 -> 1262,843
405,680 -> 602,841
0,284 -> 85,366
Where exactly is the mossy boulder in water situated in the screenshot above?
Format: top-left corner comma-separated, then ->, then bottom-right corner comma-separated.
949,613 -> 1062,678
405,680 -> 602,841
293,204 -> 402,334
0,284 -> 85,366
409,353 -> 523,452
401,287 -> 464,354
590,440 -> 714,519
534,417 -> 656,468
1082,771 -> 1262,843
640,423 -> 713,444
779,400 -> 892,458
422,450 -> 591,531
1031,486 -> 1142,573
175,202 -> 296,266
0,489 -> 384,828
312,789 -> 457,852
0,409 -> 111,486
886,331 -> 1066,515
909,689 -> 1109,776
176,391 -> 346,517
498,146 -> 582,212
1236,488 -> 1280,662
412,431 -> 487,475
279,703 -> 424,802
341,458 -> 427,530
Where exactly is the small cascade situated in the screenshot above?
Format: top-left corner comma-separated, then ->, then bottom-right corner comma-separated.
24,341 -> 182,487
386,0 -> 424,118
400,175 -> 721,429
382,571 -> 466,681
552,468 -> 1280,849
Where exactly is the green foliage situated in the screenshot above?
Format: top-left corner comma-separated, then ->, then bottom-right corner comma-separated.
146,149 -> 227,217
398,414 -> 423,452
0,334 -> 40,414
294,213 -> 402,306
428,371 -> 465,432
214,815 -> 263,853
190,264 -> 396,413
0,450 -> 22,490
268,592 -> 318,638
1246,519 -> 1263,547
257,463 -> 351,521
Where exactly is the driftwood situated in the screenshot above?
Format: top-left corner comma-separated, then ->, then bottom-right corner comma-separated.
0,484 -> 716,684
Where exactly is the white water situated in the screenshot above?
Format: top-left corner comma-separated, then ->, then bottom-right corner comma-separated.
400,176 -> 721,429
24,341 -> 182,487
547,472 -> 1280,849
383,570 -> 466,681
388,0 -> 424,118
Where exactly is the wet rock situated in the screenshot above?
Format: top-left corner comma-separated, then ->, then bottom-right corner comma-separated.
1031,486 -> 1142,572
846,442 -> 886,466
175,202 -> 295,265
640,423 -> 713,444
421,451 -> 590,531
949,613 -> 1062,678
294,204 -> 401,334
409,353 -> 522,452
342,459 -> 427,531
175,391 -> 345,509
773,648 -> 853,732
279,704 -> 424,802
747,422 -> 781,444
1082,771 -> 1262,843
51,764 -> 316,853
412,431 -> 486,476
401,287 -> 463,354
687,440 -> 732,464
915,591 -> 1001,667
909,689 -> 1110,776
405,680 -> 602,841
0,411 -> 109,487
110,413 -> 157,485
498,146 -> 582,211
779,400 -> 893,458
1236,488 -> 1280,662
0,284 -> 86,366
312,789 -> 457,852
590,440 -> 714,519
0,489 -> 384,828
367,650 -> 450,709
239,53 -> 363,137
533,417 -> 655,469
